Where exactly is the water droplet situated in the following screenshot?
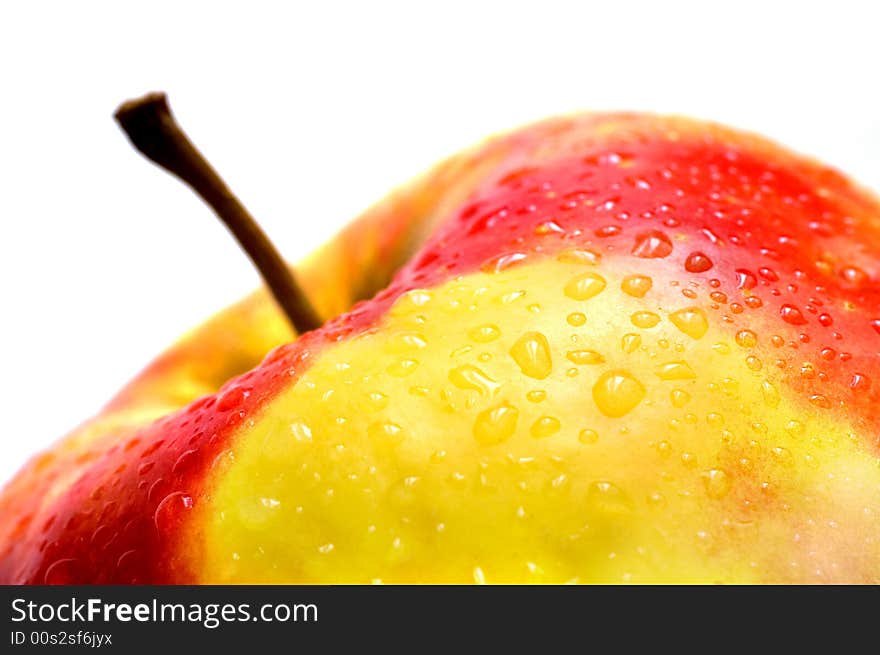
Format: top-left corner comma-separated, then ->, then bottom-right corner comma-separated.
593,370 -> 646,417
481,252 -> 528,273
578,429 -> 599,444
668,307 -> 708,339
761,380 -> 780,407
684,252 -> 713,273
44,559 -> 80,585
780,305 -> 807,325
369,421 -> 405,443
473,402 -> 520,445
449,365 -> 500,396
469,324 -> 501,342
759,267 -> 779,282
526,390 -> 546,403
500,290 -> 526,304
655,361 -> 696,380
840,266 -> 868,287
154,492 -> 194,533
631,311 -> 661,328
670,389 -> 691,407
557,248 -> 601,265
850,373 -> 871,393
217,384 -> 251,411
588,481 -> 633,513
735,269 -> 757,290
393,289 -> 434,314
596,225 -> 621,237
621,275 -> 653,298
735,329 -> 758,348
530,416 -> 561,439
367,391 -> 389,410
510,332 -> 553,379
566,349 -> 605,365
706,412 -> 724,426
290,418 -> 314,442
809,394 -> 831,409
818,313 -> 833,327
567,312 -> 587,326
703,469 -> 731,499
745,355 -> 762,371
632,230 -> 673,258
564,272 -> 607,301
785,420 -> 805,436
534,220 -> 564,235
387,358 -> 419,377
388,331 -> 428,352
621,333 -> 642,353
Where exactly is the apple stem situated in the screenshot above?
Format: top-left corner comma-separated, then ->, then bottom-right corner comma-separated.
114,92 -> 322,335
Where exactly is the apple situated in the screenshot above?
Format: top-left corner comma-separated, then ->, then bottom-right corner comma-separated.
2,101 -> 879,584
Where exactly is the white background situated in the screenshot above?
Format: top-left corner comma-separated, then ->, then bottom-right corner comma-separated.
1,1 -> 878,485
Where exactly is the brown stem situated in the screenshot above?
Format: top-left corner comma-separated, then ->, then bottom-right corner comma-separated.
114,92 -> 322,335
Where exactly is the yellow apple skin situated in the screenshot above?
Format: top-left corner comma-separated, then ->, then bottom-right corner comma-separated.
3,113 -> 880,584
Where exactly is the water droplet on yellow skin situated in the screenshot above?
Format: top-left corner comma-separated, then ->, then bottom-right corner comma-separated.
387,331 -> 428,352
387,358 -> 419,377
670,388 -> 691,407
703,469 -> 731,499
391,289 -> 433,316
449,364 -> 500,396
631,311 -> 661,328
530,416 -> 561,438
578,428 -> 599,444
367,391 -> 388,410
526,390 -> 546,403
564,272 -> 607,301
621,274 -> 653,298
668,307 -> 708,339
621,333 -> 642,353
290,418 -> 313,442
655,361 -> 697,380
785,420 -> 805,436
735,330 -> 758,348
368,421 -> 405,444
510,332 -> 553,379
712,342 -> 731,355
499,289 -> 526,304
566,312 -> 587,326
588,481 -> 634,513
566,349 -> 605,365
473,402 -> 520,445
593,370 -> 646,417
469,324 -> 501,342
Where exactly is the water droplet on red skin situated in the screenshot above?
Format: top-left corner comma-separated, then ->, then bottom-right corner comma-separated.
735,269 -> 757,289
780,304 -> 808,326
632,230 -> 673,258
154,492 -> 195,534
684,251 -> 713,273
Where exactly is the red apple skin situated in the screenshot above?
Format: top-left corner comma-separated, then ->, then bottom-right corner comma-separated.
2,113 -> 880,583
